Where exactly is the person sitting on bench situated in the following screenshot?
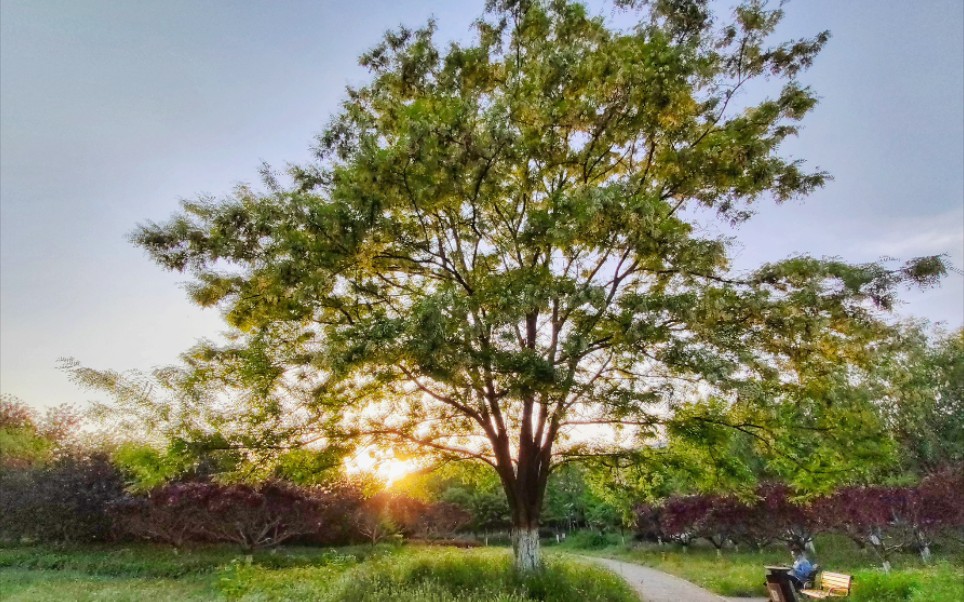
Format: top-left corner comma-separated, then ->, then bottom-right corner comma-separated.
788,547 -> 816,590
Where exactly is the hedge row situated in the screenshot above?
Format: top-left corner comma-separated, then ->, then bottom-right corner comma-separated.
0,454 -> 469,550
634,469 -> 964,567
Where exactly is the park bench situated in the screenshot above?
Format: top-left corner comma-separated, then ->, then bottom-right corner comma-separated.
800,571 -> 853,599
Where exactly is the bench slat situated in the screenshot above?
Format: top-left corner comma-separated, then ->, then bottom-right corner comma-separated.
811,571 -> 852,597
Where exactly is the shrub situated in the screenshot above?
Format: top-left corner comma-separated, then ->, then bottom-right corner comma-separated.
0,452 -> 125,543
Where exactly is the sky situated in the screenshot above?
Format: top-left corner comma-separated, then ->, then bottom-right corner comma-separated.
1,0 -> 962,410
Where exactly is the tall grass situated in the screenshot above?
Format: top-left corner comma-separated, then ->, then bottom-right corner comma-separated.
220,547 -> 639,602
0,544 -> 639,602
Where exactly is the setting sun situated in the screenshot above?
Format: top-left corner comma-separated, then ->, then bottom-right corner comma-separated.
346,447 -> 420,486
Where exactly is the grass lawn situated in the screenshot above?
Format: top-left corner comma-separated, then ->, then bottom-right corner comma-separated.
555,532 -> 964,602
0,543 -> 638,602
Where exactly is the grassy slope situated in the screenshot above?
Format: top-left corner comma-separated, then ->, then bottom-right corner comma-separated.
555,533 -> 964,602
0,544 -> 638,602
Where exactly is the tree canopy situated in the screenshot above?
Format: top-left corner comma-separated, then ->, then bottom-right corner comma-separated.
132,0 -> 946,570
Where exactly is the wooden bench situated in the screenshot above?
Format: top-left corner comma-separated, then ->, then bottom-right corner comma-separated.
800,572 -> 853,599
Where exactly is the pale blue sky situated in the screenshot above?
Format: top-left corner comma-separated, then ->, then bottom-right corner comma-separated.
2,0 -> 962,409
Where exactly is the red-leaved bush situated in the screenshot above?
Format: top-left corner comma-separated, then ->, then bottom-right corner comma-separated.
635,471 -> 963,566
112,481 -> 362,550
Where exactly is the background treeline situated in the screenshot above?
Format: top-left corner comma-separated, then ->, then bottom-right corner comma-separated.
1,327 -> 961,562
0,401 -> 476,549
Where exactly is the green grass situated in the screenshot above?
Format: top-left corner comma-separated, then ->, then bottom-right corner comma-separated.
0,544 -> 638,602
0,569 -> 213,602
559,533 -> 964,601
0,543 -> 377,578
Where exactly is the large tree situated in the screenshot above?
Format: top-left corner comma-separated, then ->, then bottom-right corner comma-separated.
135,0 -> 945,570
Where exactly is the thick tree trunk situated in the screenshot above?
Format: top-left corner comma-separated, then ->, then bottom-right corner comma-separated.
501,477 -> 545,572
512,526 -> 541,572
489,388 -> 552,574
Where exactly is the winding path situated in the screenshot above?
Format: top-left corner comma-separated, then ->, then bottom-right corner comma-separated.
584,556 -> 768,602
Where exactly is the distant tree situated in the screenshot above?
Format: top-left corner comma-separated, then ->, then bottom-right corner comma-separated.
197,481 -> 332,550
755,482 -> 818,552
544,463 -> 613,534
697,494 -> 748,554
872,327 -> 964,476
441,479 -> 512,538
0,395 -> 80,469
392,460 -> 512,538
409,501 -> 473,540
131,0 -> 945,570
0,396 -> 50,469
811,485 -> 906,571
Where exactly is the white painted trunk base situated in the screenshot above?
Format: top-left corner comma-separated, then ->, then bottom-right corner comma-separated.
513,528 -> 541,572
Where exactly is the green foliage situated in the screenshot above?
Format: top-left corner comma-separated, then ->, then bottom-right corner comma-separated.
112,443 -> 195,492
127,0 -> 947,570
273,448 -> 347,485
0,426 -> 52,467
872,326 -> 964,478
543,463 -> 622,531
557,530 -> 622,549
0,395 -> 80,469
394,462 -> 511,532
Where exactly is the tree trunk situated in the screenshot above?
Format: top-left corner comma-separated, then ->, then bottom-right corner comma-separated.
490,397 -> 551,574
513,526 -> 541,572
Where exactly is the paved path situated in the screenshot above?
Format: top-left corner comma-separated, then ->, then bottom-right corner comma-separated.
583,556 -> 768,602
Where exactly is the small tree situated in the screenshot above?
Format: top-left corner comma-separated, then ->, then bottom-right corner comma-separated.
757,483 -> 818,552
410,502 -> 473,540
198,482 -> 329,551
352,495 -> 399,547
660,495 -> 709,550
892,470 -> 964,563
633,502 -> 665,543
815,486 -> 904,571
698,495 -> 749,554
916,467 -> 964,547
111,485 -> 208,547
0,396 -> 80,469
